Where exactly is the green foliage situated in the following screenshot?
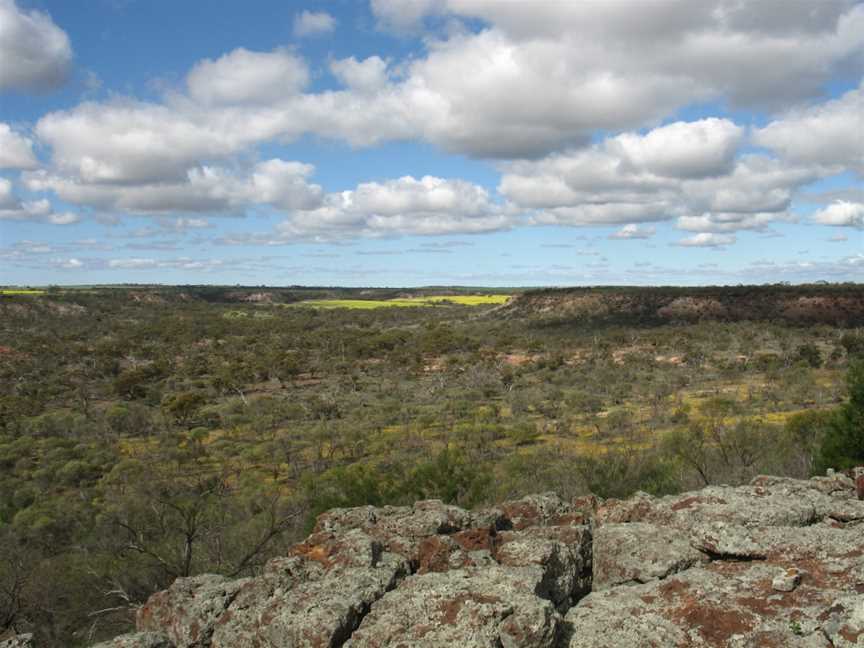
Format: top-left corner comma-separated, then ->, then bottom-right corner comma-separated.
302,449 -> 493,532
784,409 -> 834,474
404,448 -> 493,506
814,362 -> 864,473
839,332 -> 864,359
795,343 -> 822,368
572,447 -> 678,499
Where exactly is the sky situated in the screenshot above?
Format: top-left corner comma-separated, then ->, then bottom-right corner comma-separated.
0,0 -> 862,287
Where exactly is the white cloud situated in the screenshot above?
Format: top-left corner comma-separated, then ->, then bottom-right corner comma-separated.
293,10 -> 336,37
0,0 -> 72,92
754,82 -> 864,174
676,212 -> 792,233
0,177 -> 79,224
186,47 -> 309,106
813,201 -> 864,228
362,0 -> 864,157
330,56 -> 390,94
35,100 -> 257,183
278,175 -> 512,239
499,123 -> 819,236
24,158 -> 324,215
609,224 -> 656,240
674,232 -> 736,247
532,202 -> 677,227
608,118 -> 743,179
213,175 -> 512,244
249,159 -> 323,210
0,123 -> 37,168
440,0 -> 864,106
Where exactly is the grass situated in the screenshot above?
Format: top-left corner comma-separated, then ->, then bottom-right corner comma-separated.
293,294 -> 511,309
0,289 -> 45,295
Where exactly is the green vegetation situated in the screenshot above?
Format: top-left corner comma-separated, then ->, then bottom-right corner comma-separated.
813,361 -> 864,473
0,284 -> 860,645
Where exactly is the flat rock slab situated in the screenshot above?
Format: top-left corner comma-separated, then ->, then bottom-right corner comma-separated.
593,522 -> 708,590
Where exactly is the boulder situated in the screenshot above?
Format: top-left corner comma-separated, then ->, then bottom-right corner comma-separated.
592,522 -> 707,590
136,574 -> 249,648
345,567 -> 562,647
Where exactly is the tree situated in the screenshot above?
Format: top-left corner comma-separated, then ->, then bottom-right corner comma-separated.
784,409 -> 834,476
795,343 -> 822,368
814,362 -> 864,473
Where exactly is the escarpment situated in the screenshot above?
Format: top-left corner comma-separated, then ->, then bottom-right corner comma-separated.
84,469 -> 864,648
497,286 -> 864,327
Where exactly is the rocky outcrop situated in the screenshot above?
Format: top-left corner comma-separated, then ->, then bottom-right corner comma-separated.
99,470 -> 864,647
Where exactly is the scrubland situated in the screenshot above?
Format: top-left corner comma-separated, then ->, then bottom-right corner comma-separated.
0,284 -> 861,645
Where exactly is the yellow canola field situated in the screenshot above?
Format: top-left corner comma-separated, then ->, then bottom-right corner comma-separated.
294,294 -> 511,309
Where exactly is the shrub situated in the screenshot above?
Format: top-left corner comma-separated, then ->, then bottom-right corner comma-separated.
814,362 -> 864,473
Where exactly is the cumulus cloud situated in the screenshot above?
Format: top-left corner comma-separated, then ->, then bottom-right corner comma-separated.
24,158 -> 323,215
608,119 -> 743,179
674,232 -> 736,247
500,122 -> 817,236
0,123 -> 37,168
754,82 -> 864,174
0,178 -> 78,224
35,100 -> 256,184
813,201 -> 864,228
275,175 -> 513,240
293,10 -> 336,37
0,0 -> 72,92
676,212 -> 792,233
361,0 -> 864,156
609,224 -> 656,240
186,47 -> 309,106
330,56 -> 390,94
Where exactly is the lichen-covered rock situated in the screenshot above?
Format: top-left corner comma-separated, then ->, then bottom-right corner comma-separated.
820,594 -> 864,646
136,574 -> 250,648
592,522 -> 707,590
566,520 -> 864,648
497,493 -> 586,530
210,552 -> 408,648
92,468 -> 864,648
496,525 -> 592,606
90,632 -> 175,648
345,568 -> 561,647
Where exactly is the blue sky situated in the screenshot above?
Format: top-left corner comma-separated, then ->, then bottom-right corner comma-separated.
0,0 -> 862,286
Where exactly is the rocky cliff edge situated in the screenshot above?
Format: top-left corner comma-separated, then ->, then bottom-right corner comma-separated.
13,469 -> 863,648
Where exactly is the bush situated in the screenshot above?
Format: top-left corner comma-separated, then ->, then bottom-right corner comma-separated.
814,362 -> 864,473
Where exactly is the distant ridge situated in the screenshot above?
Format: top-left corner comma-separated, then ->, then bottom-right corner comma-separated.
496,284 -> 864,327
